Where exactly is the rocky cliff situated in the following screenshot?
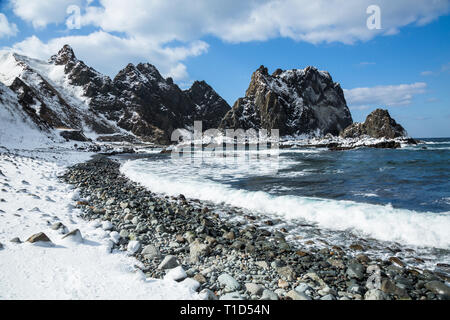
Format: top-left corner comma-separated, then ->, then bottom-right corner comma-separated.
220,65 -> 353,137
0,45 -> 230,144
341,109 -> 407,139
1,46 -> 413,146
184,80 -> 231,130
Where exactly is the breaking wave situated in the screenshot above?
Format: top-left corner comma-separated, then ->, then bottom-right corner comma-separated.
121,159 -> 450,249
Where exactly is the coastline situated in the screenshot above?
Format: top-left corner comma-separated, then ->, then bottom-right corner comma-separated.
61,155 -> 450,300
0,149 -> 202,300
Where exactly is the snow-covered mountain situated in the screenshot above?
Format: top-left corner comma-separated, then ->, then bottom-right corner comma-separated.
220,65 -> 353,137
0,45 -> 230,145
0,82 -> 61,148
0,49 -> 128,140
1,45 -> 413,147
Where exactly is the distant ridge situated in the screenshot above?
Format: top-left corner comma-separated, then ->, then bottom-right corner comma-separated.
0,46 -> 410,145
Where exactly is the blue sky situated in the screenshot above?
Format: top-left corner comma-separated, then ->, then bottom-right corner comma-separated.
1,0 -> 449,137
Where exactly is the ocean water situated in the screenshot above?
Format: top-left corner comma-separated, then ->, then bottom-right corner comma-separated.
120,138 -> 450,269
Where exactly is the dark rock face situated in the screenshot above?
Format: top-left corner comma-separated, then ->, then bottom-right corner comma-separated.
4,50 -> 120,138
112,63 -> 196,144
60,130 -> 90,142
184,81 -> 231,130
328,140 -> 401,151
47,46 -> 231,144
50,45 -> 121,115
2,46 -> 412,145
220,65 -> 353,136
8,77 -> 59,131
341,109 -> 407,139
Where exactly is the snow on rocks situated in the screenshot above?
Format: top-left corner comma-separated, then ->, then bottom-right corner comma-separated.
109,231 -> 120,244
180,278 -> 201,292
101,221 -> 113,230
61,229 -> 84,244
199,288 -> 218,300
127,240 -> 141,254
164,266 -> 188,282
0,151 -> 202,300
158,255 -> 179,270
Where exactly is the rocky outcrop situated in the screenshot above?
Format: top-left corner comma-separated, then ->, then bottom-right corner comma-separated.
49,46 -> 231,143
220,65 -> 353,136
184,81 -> 231,130
50,46 -> 231,143
59,130 -> 90,142
341,109 -> 407,139
1,45 -> 232,144
1,46 -> 414,145
112,63 -> 197,144
1,49 -> 121,140
50,45 -> 121,116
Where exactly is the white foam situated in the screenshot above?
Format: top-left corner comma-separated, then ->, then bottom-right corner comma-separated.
121,159 -> 450,249
354,192 -> 379,198
423,141 -> 450,145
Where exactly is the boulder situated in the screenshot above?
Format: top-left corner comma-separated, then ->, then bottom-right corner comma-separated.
59,130 -> 90,142
245,283 -> 265,296
286,290 -> 312,300
341,109 -> 407,139
346,261 -> 365,280
142,244 -> 161,260
189,240 -> 210,262
26,232 -> 52,243
158,255 -> 179,270
218,273 -> 241,292
424,281 -> 450,297
61,229 -> 84,243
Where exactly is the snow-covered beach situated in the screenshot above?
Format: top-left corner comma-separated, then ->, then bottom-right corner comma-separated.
0,147 -> 202,299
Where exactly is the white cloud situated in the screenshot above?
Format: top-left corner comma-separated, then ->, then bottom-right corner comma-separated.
10,32 -> 209,81
441,62 -> 450,72
0,13 -> 18,38
6,0 -> 450,80
358,62 -> 376,67
420,62 -> 450,76
10,0 -> 85,28
344,82 -> 427,110
421,71 -> 434,76
73,0 -> 450,44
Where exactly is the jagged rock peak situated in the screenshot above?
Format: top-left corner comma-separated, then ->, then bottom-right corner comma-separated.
220,64 -> 353,136
50,45 -> 77,65
189,80 -> 213,91
185,80 -> 231,130
114,62 -> 164,84
257,65 -> 269,76
136,62 -> 162,77
341,108 -> 407,139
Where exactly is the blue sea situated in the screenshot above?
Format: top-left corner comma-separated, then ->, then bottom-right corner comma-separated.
120,138 -> 450,271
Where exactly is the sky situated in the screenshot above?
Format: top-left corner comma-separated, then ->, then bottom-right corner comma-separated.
0,0 -> 449,137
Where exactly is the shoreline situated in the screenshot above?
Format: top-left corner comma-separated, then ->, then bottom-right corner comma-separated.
61,155 -> 450,300
0,149 -> 202,299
